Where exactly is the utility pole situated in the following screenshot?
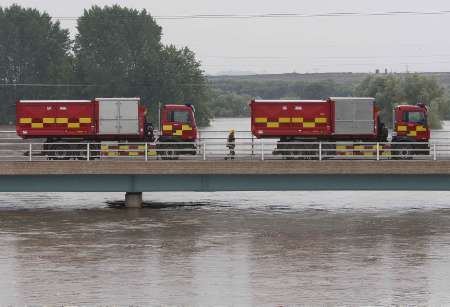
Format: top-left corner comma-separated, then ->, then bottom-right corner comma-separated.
158,101 -> 161,133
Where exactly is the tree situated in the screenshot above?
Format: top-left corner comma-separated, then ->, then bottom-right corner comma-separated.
74,5 -> 210,125
0,4 -> 72,123
206,88 -> 250,117
158,45 -> 210,125
403,74 -> 443,104
355,73 -> 448,128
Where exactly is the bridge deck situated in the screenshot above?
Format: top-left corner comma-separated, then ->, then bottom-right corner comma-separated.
0,160 -> 449,175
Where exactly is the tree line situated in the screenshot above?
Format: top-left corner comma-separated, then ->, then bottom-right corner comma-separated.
209,74 -> 450,128
0,4 -> 209,125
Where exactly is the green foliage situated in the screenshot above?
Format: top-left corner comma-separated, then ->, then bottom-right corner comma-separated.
75,5 -> 210,126
159,45 -> 210,126
208,79 -> 353,117
0,4 -> 72,123
0,4 -> 209,125
211,78 -> 353,100
207,88 -> 250,117
355,73 -> 449,129
428,102 -> 443,129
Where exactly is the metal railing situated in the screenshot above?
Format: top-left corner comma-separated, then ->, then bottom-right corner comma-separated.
0,140 -> 446,161
1,128 -> 450,161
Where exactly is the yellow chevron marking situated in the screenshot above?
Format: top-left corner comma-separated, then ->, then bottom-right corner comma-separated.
101,145 -> 109,151
182,124 -> 192,131
119,145 -> 129,150
163,125 -> 172,131
56,118 -> 68,124
291,117 -> 303,123
19,118 -> 32,124
408,131 -> 417,137
255,117 -> 268,124
174,130 -> 183,136
397,125 -> 407,132
79,118 -> 92,124
68,123 -> 80,129
303,122 -> 316,128
148,150 -> 157,156
354,145 -> 365,150
278,117 -> 291,123
43,118 -> 55,124
129,152 -> 139,156
336,145 -> 346,150
267,122 -> 279,128
315,117 -> 327,124
416,125 -> 427,132
31,123 -> 44,129
138,145 -> 146,151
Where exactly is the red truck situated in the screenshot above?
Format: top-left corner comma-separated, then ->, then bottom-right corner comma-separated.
16,98 -> 198,159
250,97 -> 429,158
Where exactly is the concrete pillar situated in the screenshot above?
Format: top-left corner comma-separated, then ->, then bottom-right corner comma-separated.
125,192 -> 143,208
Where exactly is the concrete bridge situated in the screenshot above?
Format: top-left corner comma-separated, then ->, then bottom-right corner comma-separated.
1,160 -> 450,207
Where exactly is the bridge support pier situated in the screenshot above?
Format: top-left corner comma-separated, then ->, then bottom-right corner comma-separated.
125,192 -> 143,208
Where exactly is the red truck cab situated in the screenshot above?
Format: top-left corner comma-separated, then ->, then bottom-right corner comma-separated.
160,104 -> 197,142
392,104 -> 429,142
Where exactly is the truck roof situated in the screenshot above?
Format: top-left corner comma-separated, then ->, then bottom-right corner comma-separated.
19,100 -> 92,103
252,99 -> 326,103
164,104 -> 192,109
329,97 -> 375,100
95,97 -> 140,101
396,104 -> 427,110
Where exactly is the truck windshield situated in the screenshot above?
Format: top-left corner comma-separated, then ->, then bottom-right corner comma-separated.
169,111 -> 190,123
402,111 -> 426,124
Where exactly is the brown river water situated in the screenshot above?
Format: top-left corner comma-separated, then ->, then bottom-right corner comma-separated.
1,118 -> 450,305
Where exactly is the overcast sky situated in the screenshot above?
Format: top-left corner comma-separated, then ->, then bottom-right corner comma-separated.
2,0 -> 450,75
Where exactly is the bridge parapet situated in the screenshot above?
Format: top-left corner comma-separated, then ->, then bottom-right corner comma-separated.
0,160 -> 450,176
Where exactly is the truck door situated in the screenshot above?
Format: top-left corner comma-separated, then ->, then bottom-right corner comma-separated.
394,107 -> 429,141
162,107 -> 197,140
98,98 -> 139,135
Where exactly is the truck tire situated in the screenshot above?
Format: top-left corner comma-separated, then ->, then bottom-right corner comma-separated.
393,143 -> 413,160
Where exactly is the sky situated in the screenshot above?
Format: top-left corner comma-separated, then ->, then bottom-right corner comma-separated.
1,0 -> 450,75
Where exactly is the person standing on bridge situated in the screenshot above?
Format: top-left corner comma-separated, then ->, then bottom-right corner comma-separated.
226,129 -> 236,160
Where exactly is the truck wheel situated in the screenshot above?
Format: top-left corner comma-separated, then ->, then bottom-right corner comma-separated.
396,144 -> 413,160
55,149 -> 65,160
53,144 -> 70,160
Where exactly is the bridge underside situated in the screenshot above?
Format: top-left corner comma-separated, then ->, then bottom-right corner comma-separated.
0,174 -> 449,192
0,161 -> 450,192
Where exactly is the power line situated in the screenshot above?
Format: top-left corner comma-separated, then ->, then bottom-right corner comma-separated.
39,10 -> 450,21
0,83 -> 94,87
0,82 -> 207,87
154,10 -> 450,20
3,69 -> 450,88
201,54 -> 450,60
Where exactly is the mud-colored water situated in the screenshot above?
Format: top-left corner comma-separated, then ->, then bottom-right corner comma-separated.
1,191 -> 450,305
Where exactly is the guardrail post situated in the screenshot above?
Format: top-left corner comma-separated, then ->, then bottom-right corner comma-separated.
29,143 -> 32,161
433,143 -> 437,161
319,142 -> 322,161
376,142 -> 380,161
86,143 -> 90,161
261,140 -> 265,161
145,143 -> 148,161
251,136 -> 254,157
203,143 -> 206,161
